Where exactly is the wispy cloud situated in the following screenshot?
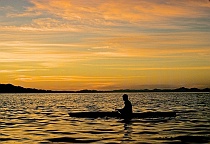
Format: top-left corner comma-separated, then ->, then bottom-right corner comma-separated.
2,0 -> 209,32
0,69 -> 40,73
26,0 -> 210,22
107,66 -> 210,71
0,41 -> 82,47
0,49 -> 90,68
13,75 -> 130,90
0,0 -> 210,90
0,20 -> 81,32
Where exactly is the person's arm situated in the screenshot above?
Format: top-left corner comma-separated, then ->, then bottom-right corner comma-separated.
117,109 -> 123,114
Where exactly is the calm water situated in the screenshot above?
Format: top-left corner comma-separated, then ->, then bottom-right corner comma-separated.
0,93 -> 210,144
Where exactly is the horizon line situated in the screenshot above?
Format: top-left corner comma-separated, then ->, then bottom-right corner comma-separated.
0,83 -> 209,93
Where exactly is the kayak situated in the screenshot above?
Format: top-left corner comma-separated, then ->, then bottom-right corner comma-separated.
68,111 -> 176,118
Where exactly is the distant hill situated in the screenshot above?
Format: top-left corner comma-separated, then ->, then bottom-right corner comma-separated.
0,84 -> 52,93
0,84 -> 209,93
112,87 -> 210,93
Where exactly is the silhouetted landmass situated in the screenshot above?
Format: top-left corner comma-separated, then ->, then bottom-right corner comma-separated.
0,84 -> 52,93
112,87 -> 210,93
0,84 -> 209,93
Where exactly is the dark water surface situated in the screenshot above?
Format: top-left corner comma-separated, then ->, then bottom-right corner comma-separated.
0,93 -> 210,143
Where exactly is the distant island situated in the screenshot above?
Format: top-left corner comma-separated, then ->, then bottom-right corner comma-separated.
0,84 -> 209,93
0,84 -> 52,93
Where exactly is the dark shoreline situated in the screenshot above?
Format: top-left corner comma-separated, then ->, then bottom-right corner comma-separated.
0,84 -> 209,93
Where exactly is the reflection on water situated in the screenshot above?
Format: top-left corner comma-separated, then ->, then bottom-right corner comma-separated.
0,93 -> 210,143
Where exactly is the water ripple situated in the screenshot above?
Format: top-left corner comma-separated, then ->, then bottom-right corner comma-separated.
0,93 -> 209,143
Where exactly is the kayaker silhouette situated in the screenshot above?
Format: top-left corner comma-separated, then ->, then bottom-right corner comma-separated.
116,94 -> 133,119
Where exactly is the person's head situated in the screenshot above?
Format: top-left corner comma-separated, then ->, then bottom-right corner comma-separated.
122,94 -> 128,101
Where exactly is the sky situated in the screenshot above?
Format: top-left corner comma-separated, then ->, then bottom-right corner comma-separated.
0,0 -> 210,90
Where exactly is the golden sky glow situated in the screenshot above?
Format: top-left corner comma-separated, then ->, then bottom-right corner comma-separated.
0,0 -> 210,90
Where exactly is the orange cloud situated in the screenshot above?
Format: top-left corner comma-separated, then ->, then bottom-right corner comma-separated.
1,0 -> 210,90
26,0 -> 210,22
2,0 -> 210,32
12,75 -> 127,90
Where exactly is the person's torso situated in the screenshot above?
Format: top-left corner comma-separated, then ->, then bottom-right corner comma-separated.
124,100 -> 132,113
